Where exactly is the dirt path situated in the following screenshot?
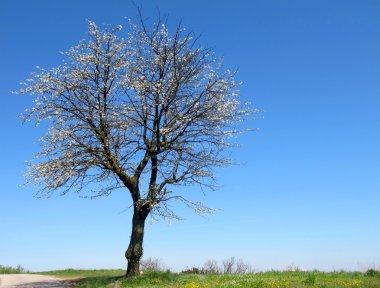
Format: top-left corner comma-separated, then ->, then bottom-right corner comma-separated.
0,274 -> 67,288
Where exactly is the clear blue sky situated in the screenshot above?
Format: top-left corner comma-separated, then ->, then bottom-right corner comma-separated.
1,0 -> 379,272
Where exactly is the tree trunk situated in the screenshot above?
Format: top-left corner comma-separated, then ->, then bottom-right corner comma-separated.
125,206 -> 149,277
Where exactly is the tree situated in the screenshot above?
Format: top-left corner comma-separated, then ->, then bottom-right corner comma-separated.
222,257 -> 236,274
18,15 -> 252,277
235,258 -> 253,274
140,257 -> 166,272
202,259 -> 221,274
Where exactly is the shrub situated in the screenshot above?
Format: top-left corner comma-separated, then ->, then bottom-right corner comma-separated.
140,257 -> 166,272
0,265 -> 28,274
201,258 -> 252,274
181,267 -> 202,274
365,269 -> 379,277
202,259 -> 221,274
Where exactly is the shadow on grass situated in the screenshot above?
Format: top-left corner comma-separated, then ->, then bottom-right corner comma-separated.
65,271 -> 178,287
65,275 -> 124,287
12,282 -> 66,288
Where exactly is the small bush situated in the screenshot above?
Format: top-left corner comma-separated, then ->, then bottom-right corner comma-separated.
0,265 -> 28,274
365,269 -> 379,277
202,259 -> 221,274
181,267 -> 202,274
140,257 -> 166,272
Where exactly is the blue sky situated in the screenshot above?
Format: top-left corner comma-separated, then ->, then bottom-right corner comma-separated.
1,0 -> 379,272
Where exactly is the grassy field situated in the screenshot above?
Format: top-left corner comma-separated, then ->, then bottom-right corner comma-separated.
36,269 -> 380,288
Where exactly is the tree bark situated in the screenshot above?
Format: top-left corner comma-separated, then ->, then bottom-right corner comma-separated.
125,205 -> 149,277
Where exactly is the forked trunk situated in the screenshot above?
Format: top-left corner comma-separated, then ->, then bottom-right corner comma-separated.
125,206 -> 149,277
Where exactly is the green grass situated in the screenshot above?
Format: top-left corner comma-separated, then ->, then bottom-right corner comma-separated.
0,265 -> 28,274
37,269 -> 380,288
37,268 -> 125,279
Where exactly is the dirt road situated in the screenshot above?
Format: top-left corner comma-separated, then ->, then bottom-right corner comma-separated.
0,274 -> 67,287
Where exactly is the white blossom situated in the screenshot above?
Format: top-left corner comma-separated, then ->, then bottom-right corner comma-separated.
18,18 -> 255,219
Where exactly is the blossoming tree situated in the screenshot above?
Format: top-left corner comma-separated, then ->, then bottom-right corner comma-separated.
18,16 -> 252,277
